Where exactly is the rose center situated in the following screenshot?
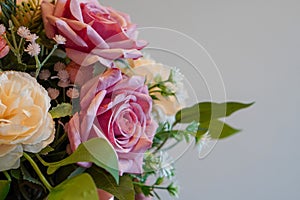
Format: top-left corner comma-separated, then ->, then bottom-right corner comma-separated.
117,111 -> 135,135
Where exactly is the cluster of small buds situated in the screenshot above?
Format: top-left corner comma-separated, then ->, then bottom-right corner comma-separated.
0,24 -> 6,35
24,42 -> 40,56
57,69 -> 70,88
47,62 -> 79,101
38,69 -> 51,80
53,35 -> 66,45
54,62 -> 66,72
26,33 -> 39,43
66,88 -> 79,99
18,26 -> 41,57
17,26 -> 30,38
47,88 -> 60,100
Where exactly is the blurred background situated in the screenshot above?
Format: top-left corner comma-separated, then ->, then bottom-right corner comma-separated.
102,0 -> 300,199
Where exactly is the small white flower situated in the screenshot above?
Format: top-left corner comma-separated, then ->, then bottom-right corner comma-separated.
0,24 -> 6,35
38,69 -> 51,80
169,68 -> 184,84
25,43 -> 40,56
17,26 -> 30,38
66,88 -> 79,99
57,70 -> 69,81
26,33 -> 39,43
54,62 -> 66,72
53,35 -> 66,45
197,132 -> 211,155
47,88 -> 60,100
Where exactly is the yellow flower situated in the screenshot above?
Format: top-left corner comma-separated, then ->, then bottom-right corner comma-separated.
0,71 -> 55,171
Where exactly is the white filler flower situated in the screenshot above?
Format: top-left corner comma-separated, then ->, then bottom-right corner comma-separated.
0,71 -> 55,171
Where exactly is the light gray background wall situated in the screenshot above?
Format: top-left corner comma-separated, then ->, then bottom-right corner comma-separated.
102,0 -> 300,199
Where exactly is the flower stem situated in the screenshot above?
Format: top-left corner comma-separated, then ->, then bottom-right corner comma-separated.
41,44 -> 57,66
3,171 -> 11,181
35,55 -> 41,78
23,152 -> 53,192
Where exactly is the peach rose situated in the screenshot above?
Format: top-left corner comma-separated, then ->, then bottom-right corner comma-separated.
0,71 -> 55,171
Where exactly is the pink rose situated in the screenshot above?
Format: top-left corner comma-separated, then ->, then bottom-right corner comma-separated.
0,36 -> 9,58
67,68 -> 158,175
41,0 -> 147,67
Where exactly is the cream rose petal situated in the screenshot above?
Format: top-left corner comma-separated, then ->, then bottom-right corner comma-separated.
0,144 -> 23,171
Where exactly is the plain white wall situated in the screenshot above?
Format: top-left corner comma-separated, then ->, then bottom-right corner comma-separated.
102,0 -> 300,199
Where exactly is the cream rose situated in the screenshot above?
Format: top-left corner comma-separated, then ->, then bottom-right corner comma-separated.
125,58 -> 187,124
0,71 -> 55,171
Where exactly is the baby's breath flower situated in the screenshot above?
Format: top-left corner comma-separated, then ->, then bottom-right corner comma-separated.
25,43 -> 40,56
58,80 -> 70,88
54,62 -> 66,72
0,24 -> 6,35
53,35 -> 66,44
47,88 -> 60,100
66,88 -> 79,99
26,33 -> 39,43
17,26 -> 30,38
57,70 -> 69,81
39,69 -> 51,80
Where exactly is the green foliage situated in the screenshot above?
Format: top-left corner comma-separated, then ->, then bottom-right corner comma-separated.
0,0 -> 43,33
0,0 -> 16,27
174,102 -> 253,140
38,138 -> 119,184
20,164 -> 44,188
175,102 -> 253,124
49,103 -> 73,119
47,173 -> 98,200
0,180 -> 10,200
200,119 -> 240,139
88,166 -> 135,200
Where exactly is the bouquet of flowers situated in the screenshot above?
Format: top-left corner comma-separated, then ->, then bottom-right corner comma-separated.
0,0 -> 252,199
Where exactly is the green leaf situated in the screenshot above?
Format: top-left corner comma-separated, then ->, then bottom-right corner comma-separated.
43,138 -> 119,184
88,166 -> 134,200
175,102 -> 254,124
20,164 -> 43,187
0,180 -> 10,200
201,119 -> 240,139
47,173 -> 98,200
39,145 -> 54,155
49,103 -> 72,119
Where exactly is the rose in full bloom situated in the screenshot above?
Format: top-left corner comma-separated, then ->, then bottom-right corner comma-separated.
67,68 -> 158,175
0,71 -> 55,171
41,0 -> 147,67
0,36 -> 9,58
124,58 -> 187,124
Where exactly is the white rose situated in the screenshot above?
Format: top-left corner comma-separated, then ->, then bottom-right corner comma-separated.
0,71 -> 55,171
125,58 -> 187,124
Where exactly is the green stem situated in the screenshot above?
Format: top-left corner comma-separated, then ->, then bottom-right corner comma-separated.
40,44 -> 57,66
132,182 -> 168,190
153,137 -> 169,154
9,21 -> 17,50
3,34 -> 22,63
23,152 -> 53,192
3,171 -> 11,181
35,55 -> 41,78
